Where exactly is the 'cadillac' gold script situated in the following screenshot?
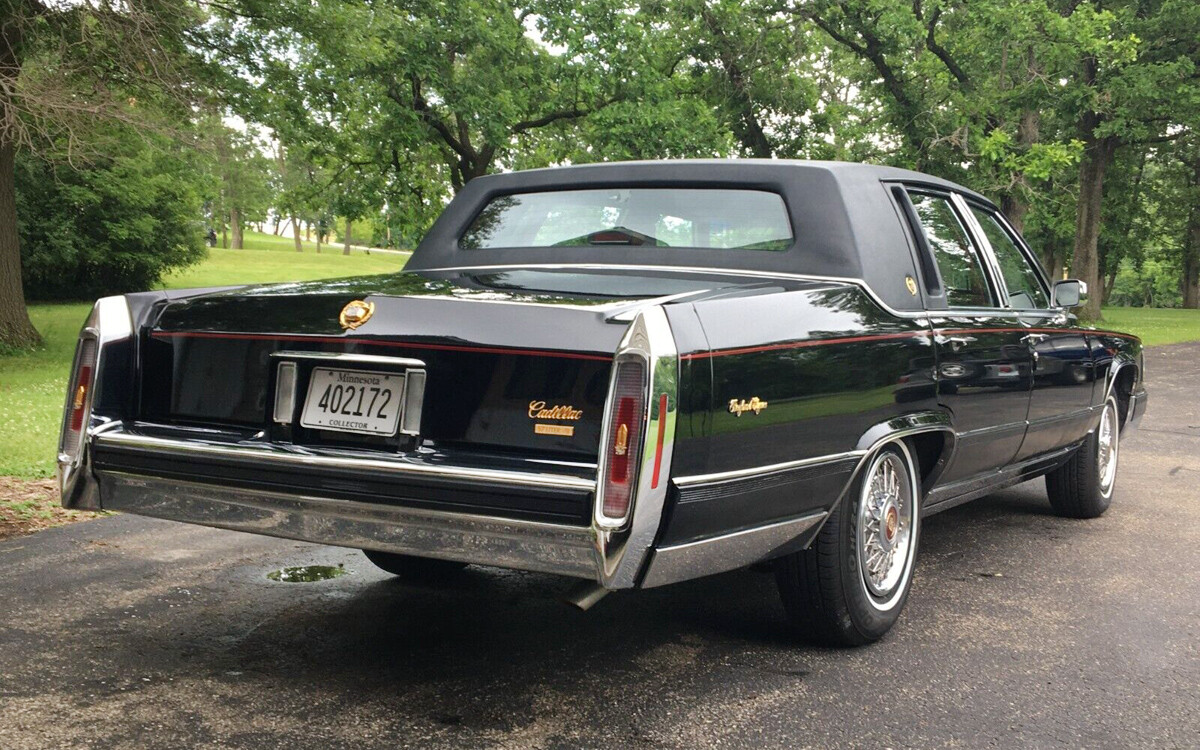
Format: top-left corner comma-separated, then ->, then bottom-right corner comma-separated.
728,397 -> 769,417
528,401 -> 584,421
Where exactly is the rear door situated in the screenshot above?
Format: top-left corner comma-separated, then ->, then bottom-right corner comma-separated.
901,188 -> 1033,485
963,204 -> 1094,460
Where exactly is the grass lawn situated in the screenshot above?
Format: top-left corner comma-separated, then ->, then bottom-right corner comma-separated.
0,240 -> 406,482
1093,307 -> 1200,347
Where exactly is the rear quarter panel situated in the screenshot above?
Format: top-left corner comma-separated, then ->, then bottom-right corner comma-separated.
1088,329 -> 1145,414
659,285 -> 937,545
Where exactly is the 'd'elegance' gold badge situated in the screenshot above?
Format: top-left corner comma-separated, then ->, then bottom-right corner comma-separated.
339,300 -> 375,330
728,397 -> 769,417
905,276 -> 918,296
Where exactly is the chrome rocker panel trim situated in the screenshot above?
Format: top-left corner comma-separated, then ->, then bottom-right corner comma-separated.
98,471 -> 601,579
641,510 -> 827,588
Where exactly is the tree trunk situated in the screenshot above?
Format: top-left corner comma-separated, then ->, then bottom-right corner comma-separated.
292,215 -> 302,252
1000,108 -> 1039,235
1071,130 -> 1117,321
1104,267 -> 1118,304
230,208 -> 243,249
305,223 -> 310,242
1183,155 -> 1200,309
0,139 -> 42,349
343,220 -> 352,255
221,221 -> 228,250
273,215 -> 282,235
315,230 -> 322,254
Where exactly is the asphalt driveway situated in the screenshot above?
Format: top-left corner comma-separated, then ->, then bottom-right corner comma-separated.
2,344 -> 1197,749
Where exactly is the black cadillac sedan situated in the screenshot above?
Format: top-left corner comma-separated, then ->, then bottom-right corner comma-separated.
58,160 -> 1146,645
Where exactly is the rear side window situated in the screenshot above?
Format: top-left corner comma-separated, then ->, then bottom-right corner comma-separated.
908,192 -> 994,308
460,188 -> 793,251
969,206 -> 1050,309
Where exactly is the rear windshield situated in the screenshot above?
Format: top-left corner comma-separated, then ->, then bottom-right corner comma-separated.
459,188 -> 793,251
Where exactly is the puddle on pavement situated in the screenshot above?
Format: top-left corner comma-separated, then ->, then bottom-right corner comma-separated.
267,564 -> 349,583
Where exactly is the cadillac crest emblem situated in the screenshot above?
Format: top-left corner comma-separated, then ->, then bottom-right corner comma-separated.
339,300 -> 375,330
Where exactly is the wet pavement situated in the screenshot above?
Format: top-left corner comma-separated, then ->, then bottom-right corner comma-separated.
1,344 -> 1197,749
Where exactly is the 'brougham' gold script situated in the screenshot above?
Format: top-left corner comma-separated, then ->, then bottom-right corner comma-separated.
728,397 -> 769,417
528,401 -> 584,420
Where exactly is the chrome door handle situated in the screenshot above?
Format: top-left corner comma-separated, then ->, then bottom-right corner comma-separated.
1022,333 -> 1050,345
938,335 -> 976,352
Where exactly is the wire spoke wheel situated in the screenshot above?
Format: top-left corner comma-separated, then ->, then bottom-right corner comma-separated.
1097,400 -> 1119,497
856,450 -> 917,607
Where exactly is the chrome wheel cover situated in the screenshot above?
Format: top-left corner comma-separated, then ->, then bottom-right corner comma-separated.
1098,398 -> 1119,497
857,445 -> 918,610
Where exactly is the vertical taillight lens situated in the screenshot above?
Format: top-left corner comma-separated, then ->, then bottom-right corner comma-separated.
600,360 -> 647,523
60,336 -> 98,459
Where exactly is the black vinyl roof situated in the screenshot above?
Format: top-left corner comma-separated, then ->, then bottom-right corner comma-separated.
408,160 -> 998,312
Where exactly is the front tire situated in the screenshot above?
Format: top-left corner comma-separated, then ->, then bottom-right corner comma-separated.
1045,395 -> 1120,519
361,549 -> 468,581
775,441 -> 921,646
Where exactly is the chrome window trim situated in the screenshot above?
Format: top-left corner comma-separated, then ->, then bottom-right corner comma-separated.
988,206 -> 1056,297
950,191 -> 1012,309
93,430 -> 597,492
425,263 -> 958,320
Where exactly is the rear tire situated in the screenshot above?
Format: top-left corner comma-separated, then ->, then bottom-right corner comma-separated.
1045,396 -> 1120,519
775,441 -> 921,646
361,550 -> 468,581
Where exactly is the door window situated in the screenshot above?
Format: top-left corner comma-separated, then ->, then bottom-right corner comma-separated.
908,192 -> 995,308
969,207 -> 1050,309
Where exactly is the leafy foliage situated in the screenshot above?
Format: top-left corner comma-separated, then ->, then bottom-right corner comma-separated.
17,135 -> 207,300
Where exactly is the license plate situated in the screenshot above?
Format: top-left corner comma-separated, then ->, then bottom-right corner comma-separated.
300,367 -> 404,436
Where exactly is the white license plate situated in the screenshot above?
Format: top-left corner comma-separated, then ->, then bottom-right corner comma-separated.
300,367 -> 404,436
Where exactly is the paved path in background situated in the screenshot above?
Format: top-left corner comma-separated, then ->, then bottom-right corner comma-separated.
2,345 -> 1197,749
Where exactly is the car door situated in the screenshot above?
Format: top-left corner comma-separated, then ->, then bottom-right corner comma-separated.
901,188 -> 1034,485
964,204 -> 1095,460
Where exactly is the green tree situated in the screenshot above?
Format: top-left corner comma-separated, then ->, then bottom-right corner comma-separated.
0,0 -> 200,348
17,133 -> 206,299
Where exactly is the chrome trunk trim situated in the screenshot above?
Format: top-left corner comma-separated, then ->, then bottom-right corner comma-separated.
269,351 -> 427,368
94,431 -> 597,492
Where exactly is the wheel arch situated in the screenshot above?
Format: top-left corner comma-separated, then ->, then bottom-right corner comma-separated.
1106,361 -> 1139,429
852,411 -> 956,495
796,412 -> 951,558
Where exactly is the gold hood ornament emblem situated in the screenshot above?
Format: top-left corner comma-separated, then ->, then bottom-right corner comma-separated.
339,300 -> 375,330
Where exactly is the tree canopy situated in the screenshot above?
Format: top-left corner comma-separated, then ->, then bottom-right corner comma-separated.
3,0 -> 1199,346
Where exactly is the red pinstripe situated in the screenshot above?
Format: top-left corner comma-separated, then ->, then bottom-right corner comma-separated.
149,331 -> 614,362
680,326 -> 1138,360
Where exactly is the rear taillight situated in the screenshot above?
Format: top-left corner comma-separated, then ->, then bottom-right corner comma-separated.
57,296 -> 134,507
599,360 -> 647,525
60,336 -> 98,458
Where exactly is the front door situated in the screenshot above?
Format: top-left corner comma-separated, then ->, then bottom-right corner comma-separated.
964,205 -> 1094,460
903,190 -> 1034,485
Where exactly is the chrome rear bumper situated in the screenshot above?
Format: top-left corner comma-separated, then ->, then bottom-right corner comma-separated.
97,471 -> 601,579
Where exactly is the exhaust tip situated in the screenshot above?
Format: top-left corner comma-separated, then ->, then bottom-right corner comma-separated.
564,581 -> 611,611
